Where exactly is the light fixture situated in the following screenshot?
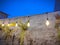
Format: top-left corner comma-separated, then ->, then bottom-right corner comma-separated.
15,21 -> 18,27
2,20 -> 5,26
27,22 -> 30,27
8,22 -> 10,26
27,16 -> 30,27
8,19 -> 11,26
46,12 -> 50,26
2,22 -> 4,26
46,18 -> 50,26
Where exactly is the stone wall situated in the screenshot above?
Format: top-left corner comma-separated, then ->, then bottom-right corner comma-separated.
0,11 -> 60,45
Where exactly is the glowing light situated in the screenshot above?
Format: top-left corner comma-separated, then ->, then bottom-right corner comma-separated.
46,20 -> 50,26
8,24 -> 10,26
27,22 -> 30,27
15,23 -> 18,27
2,24 -> 4,26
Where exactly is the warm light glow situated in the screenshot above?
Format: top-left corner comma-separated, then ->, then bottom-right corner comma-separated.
8,24 -> 10,26
27,22 -> 30,27
2,24 -> 4,26
46,20 -> 50,26
15,23 -> 18,27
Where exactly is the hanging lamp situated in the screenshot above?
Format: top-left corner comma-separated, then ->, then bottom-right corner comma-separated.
46,12 -> 50,26
27,16 -> 30,27
2,22 -> 4,26
15,21 -> 18,27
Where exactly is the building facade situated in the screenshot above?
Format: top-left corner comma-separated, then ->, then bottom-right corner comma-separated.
0,11 -> 8,19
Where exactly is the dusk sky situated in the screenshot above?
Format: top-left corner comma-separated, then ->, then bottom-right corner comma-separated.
0,0 -> 55,18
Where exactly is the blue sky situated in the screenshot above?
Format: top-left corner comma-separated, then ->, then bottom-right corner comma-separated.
0,0 -> 55,18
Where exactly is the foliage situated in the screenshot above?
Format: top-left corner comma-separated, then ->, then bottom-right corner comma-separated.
18,20 -> 29,45
57,30 -> 60,40
18,20 -> 29,30
0,19 -> 29,45
55,23 -> 60,40
0,24 -> 11,40
55,23 -> 59,29
20,30 -> 26,45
